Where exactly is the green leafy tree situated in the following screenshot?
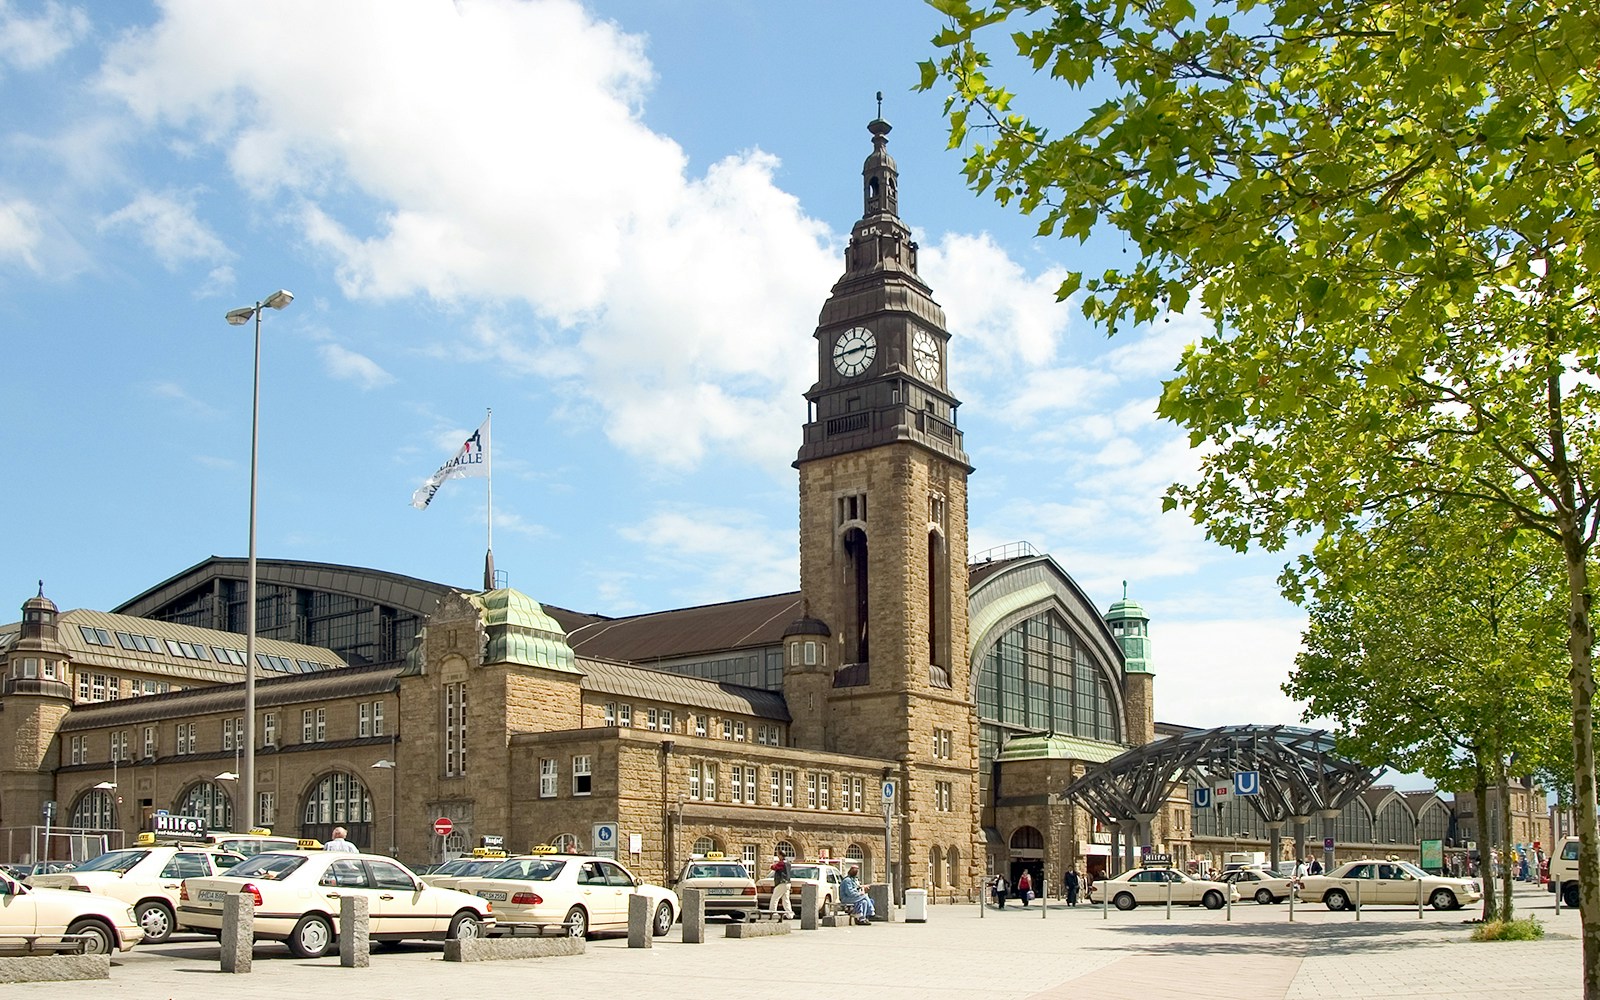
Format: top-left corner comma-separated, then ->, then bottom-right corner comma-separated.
921,0 -> 1600,986
1285,505 -> 1568,920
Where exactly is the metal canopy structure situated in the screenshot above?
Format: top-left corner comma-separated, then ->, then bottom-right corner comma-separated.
1062,724 -> 1382,872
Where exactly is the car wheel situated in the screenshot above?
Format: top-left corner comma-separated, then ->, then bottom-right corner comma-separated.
1255,888 -> 1274,905
1429,889 -> 1457,911
1565,882 -> 1581,908
66,919 -> 113,955
652,901 -> 674,937
1114,892 -> 1137,911
1202,891 -> 1225,910
449,911 -> 484,940
136,900 -> 175,944
1324,889 -> 1351,912
288,914 -> 334,958
564,905 -> 588,939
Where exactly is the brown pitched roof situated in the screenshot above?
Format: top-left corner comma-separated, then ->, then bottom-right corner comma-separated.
564,593 -> 804,663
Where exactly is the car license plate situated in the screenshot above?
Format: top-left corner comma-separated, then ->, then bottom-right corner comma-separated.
477,891 -> 507,901
197,889 -> 228,901
710,888 -> 737,896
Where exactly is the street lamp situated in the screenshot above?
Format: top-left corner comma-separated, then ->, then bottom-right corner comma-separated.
225,289 -> 293,832
371,760 -> 397,856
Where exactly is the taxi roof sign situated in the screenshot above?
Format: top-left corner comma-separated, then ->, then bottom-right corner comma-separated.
530,844 -> 558,854
248,827 -> 273,836
472,847 -> 507,858
297,838 -> 324,849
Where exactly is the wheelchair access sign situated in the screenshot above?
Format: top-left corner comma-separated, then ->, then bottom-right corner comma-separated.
1233,770 -> 1261,796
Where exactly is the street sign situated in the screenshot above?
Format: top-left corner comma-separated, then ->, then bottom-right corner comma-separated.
1192,787 -> 1212,809
882,780 -> 895,801
593,822 -> 618,859
1213,784 -> 1230,800
151,813 -> 204,838
1324,837 -> 1335,851
1233,770 -> 1261,796
432,817 -> 453,837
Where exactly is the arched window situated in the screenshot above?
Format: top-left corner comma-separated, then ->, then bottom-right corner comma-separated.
1010,827 -> 1044,851
1417,800 -> 1452,843
299,772 -> 373,847
927,526 -> 949,684
1374,799 -> 1416,845
843,527 -> 870,664
775,839 -> 796,861
846,843 -> 868,882
1335,801 -> 1373,846
70,789 -> 115,830
947,845 -> 961,887
930,846 -> 943,887
551,833 -> 581,853
175,781 -> 232,830
692,836 -> 719,856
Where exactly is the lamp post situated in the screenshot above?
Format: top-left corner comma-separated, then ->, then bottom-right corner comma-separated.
371,760 -> 397,856
225,289 -> 293,832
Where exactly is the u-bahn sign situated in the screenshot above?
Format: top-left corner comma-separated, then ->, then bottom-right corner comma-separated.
1192,787 -> 1212,809
1233,770 -> 1261,796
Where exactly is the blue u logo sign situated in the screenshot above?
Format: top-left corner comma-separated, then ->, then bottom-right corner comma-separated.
1234,771 -> 1260,795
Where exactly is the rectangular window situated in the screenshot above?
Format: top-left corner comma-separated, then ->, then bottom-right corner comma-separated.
105,676 -> 120,700
730,765 -> 744,803
660,710 -> 674,733
647,707 -> 658,731
315,708 -> 326,742
743,844 -> 759,869
359,703 -> 371,738
263,713 -> 277,747
619,704 -> 632,728
695,715 -> 707,737
443,683 -> 468,777
807,773 -> 818,809
573,755 -> 592,796
258,791 -> 276,826
223,718 -> 235,751
372,702 -> 385,736
734,721 -> 746,742
783,770 -> 795,808
820,773 -> 831,810
604,702 -> 616,727
539,758 -> 557,798
689,763 -> 702,800
91,675 -> 105,701
703,762 -> 717,802
744,766 -> 756,804
852,777 -> 864,812
770,770 -> 781,806
722,719 -> 733,740
142,726 -> 155,758
936,781 -> 953,812
117,731 -> 129,760
77,672 -> 89,700
69,735 -> 82,765
303,709 -> 314,743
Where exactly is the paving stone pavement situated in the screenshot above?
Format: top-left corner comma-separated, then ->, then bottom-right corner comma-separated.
3,882 -> 1580,1000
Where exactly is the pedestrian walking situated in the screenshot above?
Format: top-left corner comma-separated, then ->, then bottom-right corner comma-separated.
991,872 -> 1010,908
1065,868 -> 1080,906
1017,869 -> 1034,907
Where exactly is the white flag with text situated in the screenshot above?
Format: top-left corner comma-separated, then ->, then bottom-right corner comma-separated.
410,417 -> 490,509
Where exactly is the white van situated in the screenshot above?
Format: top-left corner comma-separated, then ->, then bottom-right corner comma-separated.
1549,836 -> 1580,907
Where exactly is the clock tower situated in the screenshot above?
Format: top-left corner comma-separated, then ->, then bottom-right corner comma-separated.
792,111 -> 978,896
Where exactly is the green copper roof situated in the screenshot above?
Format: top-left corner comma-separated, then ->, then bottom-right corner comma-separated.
469,588 -> 580,674
1104,579 -> 1146,621
995,732 -> 1125,764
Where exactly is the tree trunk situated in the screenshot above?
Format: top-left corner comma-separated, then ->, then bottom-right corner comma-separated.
1496,760 -> 1515,921
1474,769 -> 1496,922
1558,511 -> 1599,999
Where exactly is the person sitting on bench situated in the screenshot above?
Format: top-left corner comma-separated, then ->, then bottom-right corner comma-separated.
840,866 -> 875,923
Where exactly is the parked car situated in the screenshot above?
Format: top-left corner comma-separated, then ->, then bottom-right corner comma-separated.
1549,836 -> 1580,908
1218,867 -> 1299,904
420,850 -> 513,891
1086,866 -> 1238,910
672,854 -> 759,921
26,843 -> 244,944
454,851 -> 677,939
0,862 -> 76,879
176,850 -> 493,957
755,860 -> 842,918
0,866 -> 143,955
1298,859 -> 1481,911
202,829 -> 304,857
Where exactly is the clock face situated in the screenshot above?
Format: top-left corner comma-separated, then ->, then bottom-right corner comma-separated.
913,330 -> 940,380
832,327 -> 877,377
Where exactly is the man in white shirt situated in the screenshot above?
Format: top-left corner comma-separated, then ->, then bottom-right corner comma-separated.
324,826 -> 360,853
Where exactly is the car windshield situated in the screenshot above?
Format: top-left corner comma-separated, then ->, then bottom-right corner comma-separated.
223,853 -> 308,880
71,849 -> 149,874
455,860 -> 505,877
687,864 -> 748,879
484,858 -> 564,881
1396,861 -> 1430,879
431,859 -> 471,876
789,865 -> 828,880
217,838 -> 298,857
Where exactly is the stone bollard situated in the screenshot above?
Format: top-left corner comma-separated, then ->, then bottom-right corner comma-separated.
868,883 -> 894,923
681,887 -> 707,944
628,894 -> 653,949
221,893 -> 253,973
800,883 -> 820,930
339,894 -> 370,968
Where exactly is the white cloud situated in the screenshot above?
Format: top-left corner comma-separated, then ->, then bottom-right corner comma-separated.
1151,614 -> 1310,730
922,231 -> 1073,369
0,0 -> 88,72
100,0 -> 836,475
148,380 -> 221,417
98,191 -> 231,270
620,506 -> 797,606
318,343 -> 394,390
0,197 -> 41,268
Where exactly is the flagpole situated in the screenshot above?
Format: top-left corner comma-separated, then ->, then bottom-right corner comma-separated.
483,408 -> 495,590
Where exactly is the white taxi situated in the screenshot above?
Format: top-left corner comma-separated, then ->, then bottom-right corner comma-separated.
1299,859 -> 1481,911
203,829 -> 304,857
176,849 -> 493,957
454,850 -> 677,939
1218,866 -> 1299,904
420,850 -> 512,891
673,854 -> 759,921
1086,866 -> 1238,910
0,866 -> 144,955
755,861 -> 842,918
26,839 -> 244,944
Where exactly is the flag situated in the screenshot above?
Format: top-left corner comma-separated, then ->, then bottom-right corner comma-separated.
411,417 -> 490,509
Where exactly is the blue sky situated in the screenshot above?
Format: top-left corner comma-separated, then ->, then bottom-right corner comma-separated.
0,0 -> 1315,732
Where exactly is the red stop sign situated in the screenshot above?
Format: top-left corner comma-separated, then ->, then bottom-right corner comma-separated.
433,817 -> 453,837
